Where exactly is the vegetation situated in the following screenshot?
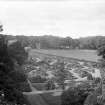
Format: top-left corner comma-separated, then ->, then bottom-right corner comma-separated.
31,49 -> 98,62
29,75 -> 47,83
5,35 -> 105,50
0,34 -> 31,105
96,38 -> 105,105
61,86 -> 89,105
55,61 -> 67,89
45,79 -> 55,90
1,22 -> 105,105
40,91 -> 61,105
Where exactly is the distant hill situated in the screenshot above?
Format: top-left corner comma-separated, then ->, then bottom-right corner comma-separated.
3,34 -> 105,50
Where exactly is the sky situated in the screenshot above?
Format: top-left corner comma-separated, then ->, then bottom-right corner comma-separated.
0,0 -> 105,38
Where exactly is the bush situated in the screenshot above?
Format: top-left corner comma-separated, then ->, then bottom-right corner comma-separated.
32,83 -> 46,90
93,77 -> 101,84
0,35 -> 31,105
61,86 -> 89,105
19,82 -> 31,92
45,80 -> 55,90
29,75 -> 47,83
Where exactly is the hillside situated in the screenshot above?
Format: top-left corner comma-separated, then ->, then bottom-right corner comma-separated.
23,49 -> 102,105
28,49 -> 101,83
5,35 -> 105,50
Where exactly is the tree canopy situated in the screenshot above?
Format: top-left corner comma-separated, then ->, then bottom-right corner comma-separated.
0,34 -> 31,105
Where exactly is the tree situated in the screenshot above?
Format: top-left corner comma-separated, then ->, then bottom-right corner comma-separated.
0,24 -> 3,32
8,40 -> 28,65
55,61 -> 67,89
29,75 -> 46,83
61,86 -> 89,105
45,79 -> 55,90
0,34 -> 31,105
93,41 -> 105,105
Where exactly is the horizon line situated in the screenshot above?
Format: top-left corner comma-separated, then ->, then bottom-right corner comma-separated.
1,32 -> 105,39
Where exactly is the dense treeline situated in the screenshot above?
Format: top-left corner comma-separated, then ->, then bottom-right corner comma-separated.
0,34 -> 31,105
5,35 -> 105,50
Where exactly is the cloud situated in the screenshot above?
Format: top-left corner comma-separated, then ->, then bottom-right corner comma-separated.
0,0 -> 105,38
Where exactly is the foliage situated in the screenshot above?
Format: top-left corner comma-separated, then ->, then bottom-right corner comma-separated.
93,77 -> 101,84
8,40 -> 28,65
84,85 -> 103,105
98,45 -> 105,59
0,25 -> 3,32
45,79 -> 55,90
54,61 -> 67,89
0,34 -> 31,105
97,35 -> 105,105
5,35 -> 105,50
29,75 -> 47,83
61,86 -> 89,105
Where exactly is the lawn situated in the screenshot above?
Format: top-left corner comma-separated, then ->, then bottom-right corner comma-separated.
24,90 -> 62,105
32,83 -> 46,90
40,91 -> 61,105
30,49 -> 100,62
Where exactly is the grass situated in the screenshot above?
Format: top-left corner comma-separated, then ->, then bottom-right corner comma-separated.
24,93 -> 49,105
30,49 -> 100,62
40,91 -> 61,105
32,83 -> 46,90
24,90 -> 62,105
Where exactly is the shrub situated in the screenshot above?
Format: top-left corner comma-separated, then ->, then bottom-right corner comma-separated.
0,35 -> 31,105
61,86 -> 89,105
45,79 -> 55,90
29,75 -> 47,83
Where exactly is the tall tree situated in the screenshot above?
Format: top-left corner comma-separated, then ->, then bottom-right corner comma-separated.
8,40 -> 28,65
97,44 -> 105,99
0,34 -> 30,105
83,42 -> 105,105
55,61 -> 67,89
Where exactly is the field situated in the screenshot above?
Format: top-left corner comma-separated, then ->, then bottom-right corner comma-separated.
31,49 -> 100,62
